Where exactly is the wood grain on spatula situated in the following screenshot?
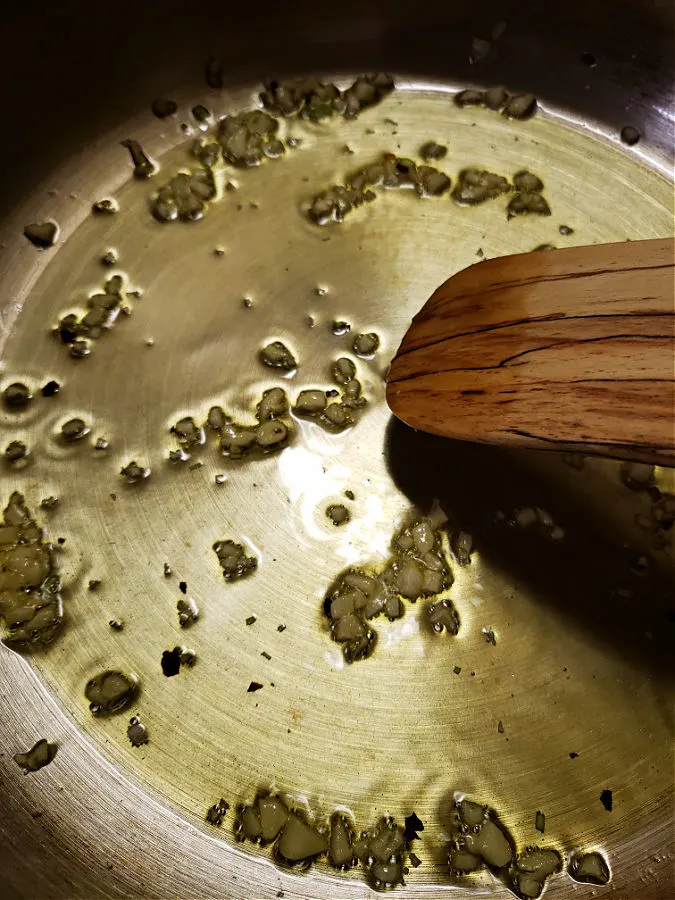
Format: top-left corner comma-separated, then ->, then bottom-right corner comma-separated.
386,238 -> 675,466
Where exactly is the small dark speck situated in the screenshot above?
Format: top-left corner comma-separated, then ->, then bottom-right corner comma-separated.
246,615 -> 257,626
109,620 -> 124,631
248,681 -> 263,693
261,651 -> 271,660
323,597 -> 332,617
179,581 -> 187,594
559,224 -> 574,236
344,489 -> 355,501
569,752 -> 579,759
57,537 -> 66,545
476,248 -> 484,258
110,493 -> 117,501
581,51 -> 597,67
88,580 -> 101,591
600,789 -> 613,812
277,624 -> 286,632
470,671 -> 476,677
497,720 -> 505,734
453,665 -> 462,674
462,389 -> 485,396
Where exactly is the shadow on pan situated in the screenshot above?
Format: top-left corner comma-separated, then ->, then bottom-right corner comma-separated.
384,415 -> 675,691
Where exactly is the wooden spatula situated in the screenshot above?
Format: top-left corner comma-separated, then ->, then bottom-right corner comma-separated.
386,238 -> 675,466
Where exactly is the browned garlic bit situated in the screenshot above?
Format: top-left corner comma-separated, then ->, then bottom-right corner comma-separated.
292,358 -> 367,432
171,416 -> 205,450
324,514 -> 455,662
568,850 -> 611,886
259,341 -> 297,371
213,539 -> 257,580
260,73 -> 394,121
619,461 -> 654,491
308,153 -> 450,224
329,812 -> 356,869
447,798 -> 514,874
352,332 -> 380,357
0,493 -> 64,649
510,847 -> 563,898
352,816 -> 409,890
326,504 -> 350,526
54,274 -> 138,359
218,110 -> 285,167
503,93 -> 538,120
237,793 -> 329,867
23,222 -> 58,249
4,441 -> 29,463
454,86 -> 537,119
507,191 -> 551,219
447,798 -> 563,898
508,507 -> 564,541
206,798 -> 230,826
120,460 -> 151,483
177,596 -> 199,627
13,738 -> 58,773
3,382 -> 33,409
151,167 -> 216,222
451,168 -> 511,205
92,198 -> 118,215
85,669 -> 139,716
127,716 -> 148,746
121,139 -> 157,179
420,141 -> 448,161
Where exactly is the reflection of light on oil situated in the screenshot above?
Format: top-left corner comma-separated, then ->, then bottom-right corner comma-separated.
323,649 -> 345,670
277,444 -> 399,562
382,617 -> 424,657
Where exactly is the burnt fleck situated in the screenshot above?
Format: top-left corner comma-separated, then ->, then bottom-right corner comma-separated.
569,752 -> 579,759
498,720 -> 505,734
88,579 -> 101,591
245,615 -> 257,626
108,620 -> 124,631
247,681 -> 263,693
261,651 -> 272,660
41,380 -> 60,398
161,647 -> 182,677
600,789 -> 613,812
535,810 -> 545,832
179,581 -> 187,594
404,812 -> 424,843
277,624 -> 286,632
